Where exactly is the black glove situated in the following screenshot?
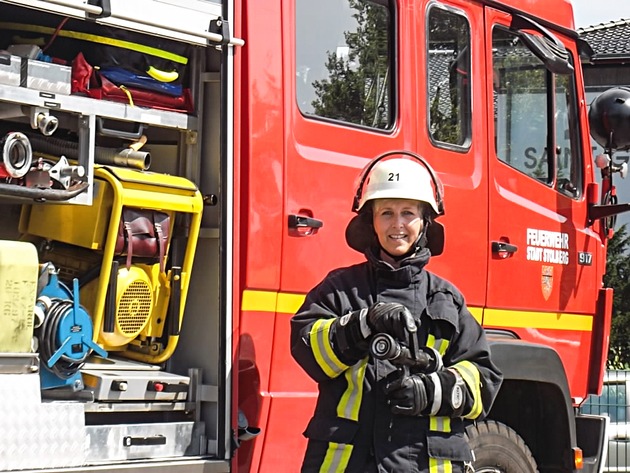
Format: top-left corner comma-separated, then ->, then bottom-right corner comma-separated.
330,309 -> 372,363
367,302 -> 417,342
423,369 -> 469,417
383,371 -> 429,416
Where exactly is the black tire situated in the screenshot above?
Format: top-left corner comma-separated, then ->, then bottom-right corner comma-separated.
464,420 -> 538,473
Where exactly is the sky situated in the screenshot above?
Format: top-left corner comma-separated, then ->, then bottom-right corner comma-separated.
571,0 -> 630,28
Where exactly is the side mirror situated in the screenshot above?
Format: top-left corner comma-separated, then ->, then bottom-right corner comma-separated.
589,87 -> 630,150
510,14 -> 574,75
587,87 -> 630,235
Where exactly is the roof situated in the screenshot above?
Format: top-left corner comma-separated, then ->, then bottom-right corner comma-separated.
578,19 -> 630,59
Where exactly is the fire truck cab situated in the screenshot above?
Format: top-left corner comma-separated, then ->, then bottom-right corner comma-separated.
0,0 -> 622,472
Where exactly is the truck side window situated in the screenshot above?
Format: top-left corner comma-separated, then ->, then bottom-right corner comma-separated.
492,27 -> 582,198
295,0 -> 394,130
427,5 -> 471,148
555,74 -> 583,198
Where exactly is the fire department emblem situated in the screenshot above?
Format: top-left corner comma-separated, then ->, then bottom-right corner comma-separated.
541,265 -> 553,301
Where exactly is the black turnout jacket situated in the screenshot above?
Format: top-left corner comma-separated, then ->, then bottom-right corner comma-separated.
290,247 -> 503,473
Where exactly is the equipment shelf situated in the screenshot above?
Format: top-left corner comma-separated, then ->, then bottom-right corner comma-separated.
0,83 -> 197,130
0,82 -> 198,205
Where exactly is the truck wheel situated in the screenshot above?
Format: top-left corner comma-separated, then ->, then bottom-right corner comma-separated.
464,420 -> 537,473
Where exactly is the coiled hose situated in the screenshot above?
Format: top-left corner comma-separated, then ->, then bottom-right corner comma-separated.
36,298 -> 89,380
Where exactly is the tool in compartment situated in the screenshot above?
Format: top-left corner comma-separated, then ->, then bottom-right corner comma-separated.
22,166 -> 203,363
12,126 -> 152,171
35,262 -> 107,390
0,131 -> 32,178
81,261 -> 166,352
0,127 -> 89,200
81,356 -> 189,402
0,104 -> 59,136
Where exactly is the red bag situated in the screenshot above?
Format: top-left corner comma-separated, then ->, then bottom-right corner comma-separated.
115,208 -> 171,272
71,52 -> 194,113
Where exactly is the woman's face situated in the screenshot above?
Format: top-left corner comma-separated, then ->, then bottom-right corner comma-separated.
372,198 -> 424,257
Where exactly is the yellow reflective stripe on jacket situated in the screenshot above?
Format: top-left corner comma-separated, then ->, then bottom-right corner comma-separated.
452,360 -> 483,419
319,442 -> 353,472
429,416 -> 451,432
310,319 -> 349,378
426,334 -> 450,356
337,358 -> 367,421
429,417 -> 452,473
430,457 -> 453,473
427,334 -> 453,473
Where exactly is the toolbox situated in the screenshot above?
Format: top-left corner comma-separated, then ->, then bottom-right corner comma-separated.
21,58 -> 72,95
0,53 -> 21,87
81,356 -> 189,402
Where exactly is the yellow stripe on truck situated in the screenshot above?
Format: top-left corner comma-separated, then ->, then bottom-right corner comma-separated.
241,290 -> 593,332
241,289 -> 278,312
484,308 -> 592,331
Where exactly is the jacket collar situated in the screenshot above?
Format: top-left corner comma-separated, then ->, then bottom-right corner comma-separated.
365,246 -> 430,284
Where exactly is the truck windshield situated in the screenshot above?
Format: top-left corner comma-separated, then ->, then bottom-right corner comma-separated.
492,27 -> 582,198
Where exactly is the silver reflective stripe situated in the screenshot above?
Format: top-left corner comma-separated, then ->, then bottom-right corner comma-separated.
311,319 -> 348,377
319,442 -> 353,472
428,371 -> 442,416
338,358 -> 367,420
358,308 -> 371,338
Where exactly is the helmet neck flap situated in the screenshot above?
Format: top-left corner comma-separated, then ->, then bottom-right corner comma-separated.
345,206 -> 444,258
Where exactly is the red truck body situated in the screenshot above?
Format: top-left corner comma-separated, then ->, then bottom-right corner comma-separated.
235,0 -> 611,471
0,0 -> 614,472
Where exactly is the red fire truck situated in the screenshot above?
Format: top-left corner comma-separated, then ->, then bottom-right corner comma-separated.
0,0 -> 621,472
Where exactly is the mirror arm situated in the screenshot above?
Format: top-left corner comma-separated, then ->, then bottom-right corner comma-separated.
588,203 -> 630,225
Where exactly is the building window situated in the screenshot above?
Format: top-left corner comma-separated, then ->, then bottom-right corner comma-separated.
427,5 -> 471,148
296,0 -> 394,130
492,27 -> 582,198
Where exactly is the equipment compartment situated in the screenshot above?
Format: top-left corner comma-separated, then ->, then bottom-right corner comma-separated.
0,0 -> 231,470
0,2 -> 206,205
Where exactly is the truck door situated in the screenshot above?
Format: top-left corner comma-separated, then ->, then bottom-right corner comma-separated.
262,0 -> 408,470
484,7 -> 601,393
420,0 -> 488,309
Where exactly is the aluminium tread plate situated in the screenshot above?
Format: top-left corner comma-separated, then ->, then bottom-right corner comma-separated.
0,401 -> 86,470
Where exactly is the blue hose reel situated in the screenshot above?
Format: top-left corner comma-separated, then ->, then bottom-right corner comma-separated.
36,267 -> 107,390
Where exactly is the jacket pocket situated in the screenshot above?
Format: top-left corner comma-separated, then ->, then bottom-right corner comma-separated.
426,292 -> 460,332
426,431 -> 473,462
303,416 -> 360,444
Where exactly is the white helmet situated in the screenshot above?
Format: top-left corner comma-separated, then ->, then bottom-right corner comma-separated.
347,151 -> 445,256
354,156 -> 443,215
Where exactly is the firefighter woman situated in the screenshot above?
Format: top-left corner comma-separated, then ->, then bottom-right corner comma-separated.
290,152 -> 503,472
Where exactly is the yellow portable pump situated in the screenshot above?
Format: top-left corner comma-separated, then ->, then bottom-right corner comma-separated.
20,165 -> 203,363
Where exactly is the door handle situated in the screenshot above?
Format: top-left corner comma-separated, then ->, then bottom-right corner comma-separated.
491,241 -> 518,258
288,214 -> 323,236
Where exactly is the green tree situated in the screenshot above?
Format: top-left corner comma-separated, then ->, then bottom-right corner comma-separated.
604,224 -> 630,368
311,0 -> 390,128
